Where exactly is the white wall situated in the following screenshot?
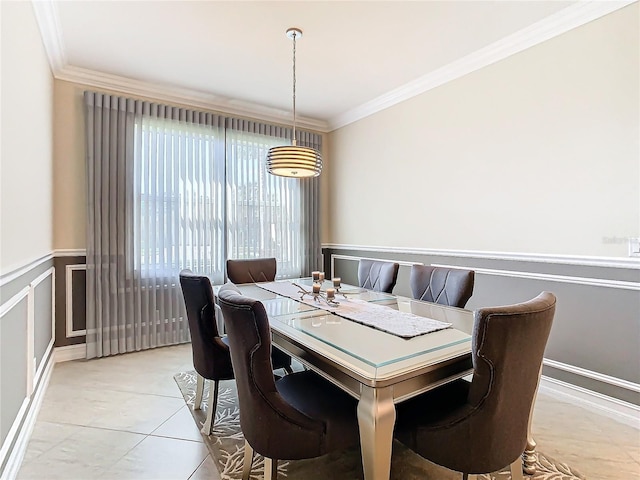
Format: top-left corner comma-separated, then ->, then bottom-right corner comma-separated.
0,1 -> 54,272
327,4 -> 639,258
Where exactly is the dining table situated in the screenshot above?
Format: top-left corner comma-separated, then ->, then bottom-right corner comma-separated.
215,278 -> 541,480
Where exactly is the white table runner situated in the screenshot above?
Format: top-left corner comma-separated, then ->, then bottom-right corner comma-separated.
256,281 -> 451,339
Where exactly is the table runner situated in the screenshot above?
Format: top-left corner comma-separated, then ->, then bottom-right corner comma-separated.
256,281 -> 451,339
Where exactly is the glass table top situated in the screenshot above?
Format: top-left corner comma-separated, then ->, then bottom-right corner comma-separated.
250,280 -> 473,374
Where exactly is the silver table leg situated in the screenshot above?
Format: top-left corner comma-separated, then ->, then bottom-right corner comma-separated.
357,385 -> 396,480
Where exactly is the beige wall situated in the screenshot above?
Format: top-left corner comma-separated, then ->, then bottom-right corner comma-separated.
328,4 -> 639,258
52,81 -> 86,250
0,2 -> 54,272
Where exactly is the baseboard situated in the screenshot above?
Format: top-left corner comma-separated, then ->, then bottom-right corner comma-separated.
54,343 -> 86,362
539,375 -> 640,430
0,352 -> 55,480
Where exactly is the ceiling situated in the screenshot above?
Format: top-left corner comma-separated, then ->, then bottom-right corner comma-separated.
33,1 -> 630,131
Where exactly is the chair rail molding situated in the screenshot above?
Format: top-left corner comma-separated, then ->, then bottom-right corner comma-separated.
54,249 -> 87,257
322,244 -> 640,270
0,253 -> 54,287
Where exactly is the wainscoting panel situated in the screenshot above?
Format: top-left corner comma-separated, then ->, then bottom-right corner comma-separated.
0,258 -> 55,476
323,246 -> 640,407
54,256 -> 86,347
32,270 -> 54,383
0,296 -> 29,449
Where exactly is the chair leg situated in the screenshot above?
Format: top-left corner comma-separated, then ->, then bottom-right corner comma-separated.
201,380 -> 219,435
264,457 -> 278,480
510,457 -> 525,480
242,440 -> 254,480
194,374 -> 205,410
283,366 -> 294,375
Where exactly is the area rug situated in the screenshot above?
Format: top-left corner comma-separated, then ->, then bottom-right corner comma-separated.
174,372 -> 585,480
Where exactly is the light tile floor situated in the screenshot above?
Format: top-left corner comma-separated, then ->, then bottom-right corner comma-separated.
16,344 -> 640,479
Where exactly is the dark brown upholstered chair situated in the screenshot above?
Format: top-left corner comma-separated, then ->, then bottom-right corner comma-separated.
179,270 -> 292,435
357,259 -> 399,293
224,257 -> 293,373
179,269 -> 234,435
217,283 -> 360,480
410,265 -> 475,308
394,292 -> 556,480
226,257 -> 277,284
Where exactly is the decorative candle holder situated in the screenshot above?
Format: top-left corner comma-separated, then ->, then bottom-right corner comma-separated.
331,277 -> 347,298
293,282 -> 340,306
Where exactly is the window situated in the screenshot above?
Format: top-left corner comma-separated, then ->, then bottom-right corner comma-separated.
134,117 -> 308,283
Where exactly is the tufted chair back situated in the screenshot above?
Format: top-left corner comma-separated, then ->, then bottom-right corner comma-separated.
395,292 -> 556,477
226,257 -> 277,284
357,260 -> 399,293
410,265 -> 475,308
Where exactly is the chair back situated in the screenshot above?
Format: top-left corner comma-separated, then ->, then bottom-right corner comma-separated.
179,269 -> 232,381
226,257 -> 277,284
464,291 -> 556,472
217,283 -> 326,459
357,259 -> 399,293
410,265 -> 475,308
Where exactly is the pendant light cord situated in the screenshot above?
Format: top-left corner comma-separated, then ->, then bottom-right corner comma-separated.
292,31 -> 297,146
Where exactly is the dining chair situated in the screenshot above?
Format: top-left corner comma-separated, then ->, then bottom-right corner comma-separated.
224,257 -> 293,373
394,291 -> 556,480
410,264 -> 475,308
179,269 -> 293,435
357,259 -> 399,293
226,257 -> 277,284
217,283 -> 360,480
179,269 -> 235,435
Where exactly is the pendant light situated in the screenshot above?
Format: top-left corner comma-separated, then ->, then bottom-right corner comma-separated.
267,28 -> 322,178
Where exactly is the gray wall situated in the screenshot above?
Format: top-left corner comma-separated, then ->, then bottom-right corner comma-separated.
0,259 -> 55,474
323,247 -> 640,406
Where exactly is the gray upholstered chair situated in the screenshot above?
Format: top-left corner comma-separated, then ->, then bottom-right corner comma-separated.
410,265 -> 475,308
394,292 -> 556,480
217,283 -> 360,480
179,270 -> 292,434
226,257 -> 277,284
357,259 -> 399,293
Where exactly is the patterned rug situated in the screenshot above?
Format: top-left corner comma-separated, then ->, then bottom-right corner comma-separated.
174,371 -> 585,480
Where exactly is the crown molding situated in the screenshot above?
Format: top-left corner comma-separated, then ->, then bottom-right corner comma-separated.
327,0 -> 637,131
30,2 -> 329,132
55,65 -> 331,132
31,0 -> 66,73
32,0 -> 634,133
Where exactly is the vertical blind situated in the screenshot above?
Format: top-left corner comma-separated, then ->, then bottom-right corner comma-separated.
85,92 -> 322,358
